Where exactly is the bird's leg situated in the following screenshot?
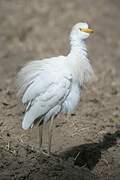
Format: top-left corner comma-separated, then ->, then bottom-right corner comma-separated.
38,120 -> 49,155
48,116 -> 54,155
38,124 -> 43,153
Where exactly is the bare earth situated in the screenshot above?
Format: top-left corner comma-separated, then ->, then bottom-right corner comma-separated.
0,0 -> 120,179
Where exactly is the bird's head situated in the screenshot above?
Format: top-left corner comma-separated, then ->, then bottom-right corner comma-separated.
70,22 -> 94,43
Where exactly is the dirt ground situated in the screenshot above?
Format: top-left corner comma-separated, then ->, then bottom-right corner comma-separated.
0,0 -> 120,179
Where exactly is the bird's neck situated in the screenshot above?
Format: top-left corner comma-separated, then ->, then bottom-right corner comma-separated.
69,39 -> 88,61
67,39 -> 90,84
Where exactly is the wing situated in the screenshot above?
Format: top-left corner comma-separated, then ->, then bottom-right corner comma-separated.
17,57 -> 72,129
16,56 -> 65,100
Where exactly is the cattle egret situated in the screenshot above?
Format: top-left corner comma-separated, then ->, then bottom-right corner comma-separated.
17,22 -> 94,155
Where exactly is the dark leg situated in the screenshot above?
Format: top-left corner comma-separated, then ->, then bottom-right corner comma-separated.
48,116 -> 54,155
39,124 -> 43,153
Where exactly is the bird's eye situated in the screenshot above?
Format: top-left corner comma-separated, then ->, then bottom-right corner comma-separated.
80,28 -> 82,31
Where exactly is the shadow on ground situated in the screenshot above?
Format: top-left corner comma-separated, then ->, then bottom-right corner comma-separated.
59,130 -> 120,170
0,131 -> 120,180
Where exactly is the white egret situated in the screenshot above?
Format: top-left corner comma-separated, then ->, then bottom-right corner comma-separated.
16,22 -> 94,155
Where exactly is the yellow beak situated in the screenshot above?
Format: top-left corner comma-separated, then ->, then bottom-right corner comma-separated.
81,28 -> 94,33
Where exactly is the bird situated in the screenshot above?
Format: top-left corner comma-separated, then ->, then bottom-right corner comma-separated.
16,22 -> 94,155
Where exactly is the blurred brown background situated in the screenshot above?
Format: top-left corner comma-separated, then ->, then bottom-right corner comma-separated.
0,0 -> 120,179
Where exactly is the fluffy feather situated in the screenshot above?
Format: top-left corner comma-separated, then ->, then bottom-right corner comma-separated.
17,22 -> 94,130
17,57 -> 72,129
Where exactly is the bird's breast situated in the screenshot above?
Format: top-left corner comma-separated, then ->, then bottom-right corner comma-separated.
62,83 -> 80,113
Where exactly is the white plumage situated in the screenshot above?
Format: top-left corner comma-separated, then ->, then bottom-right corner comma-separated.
17,22 -> 94,154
